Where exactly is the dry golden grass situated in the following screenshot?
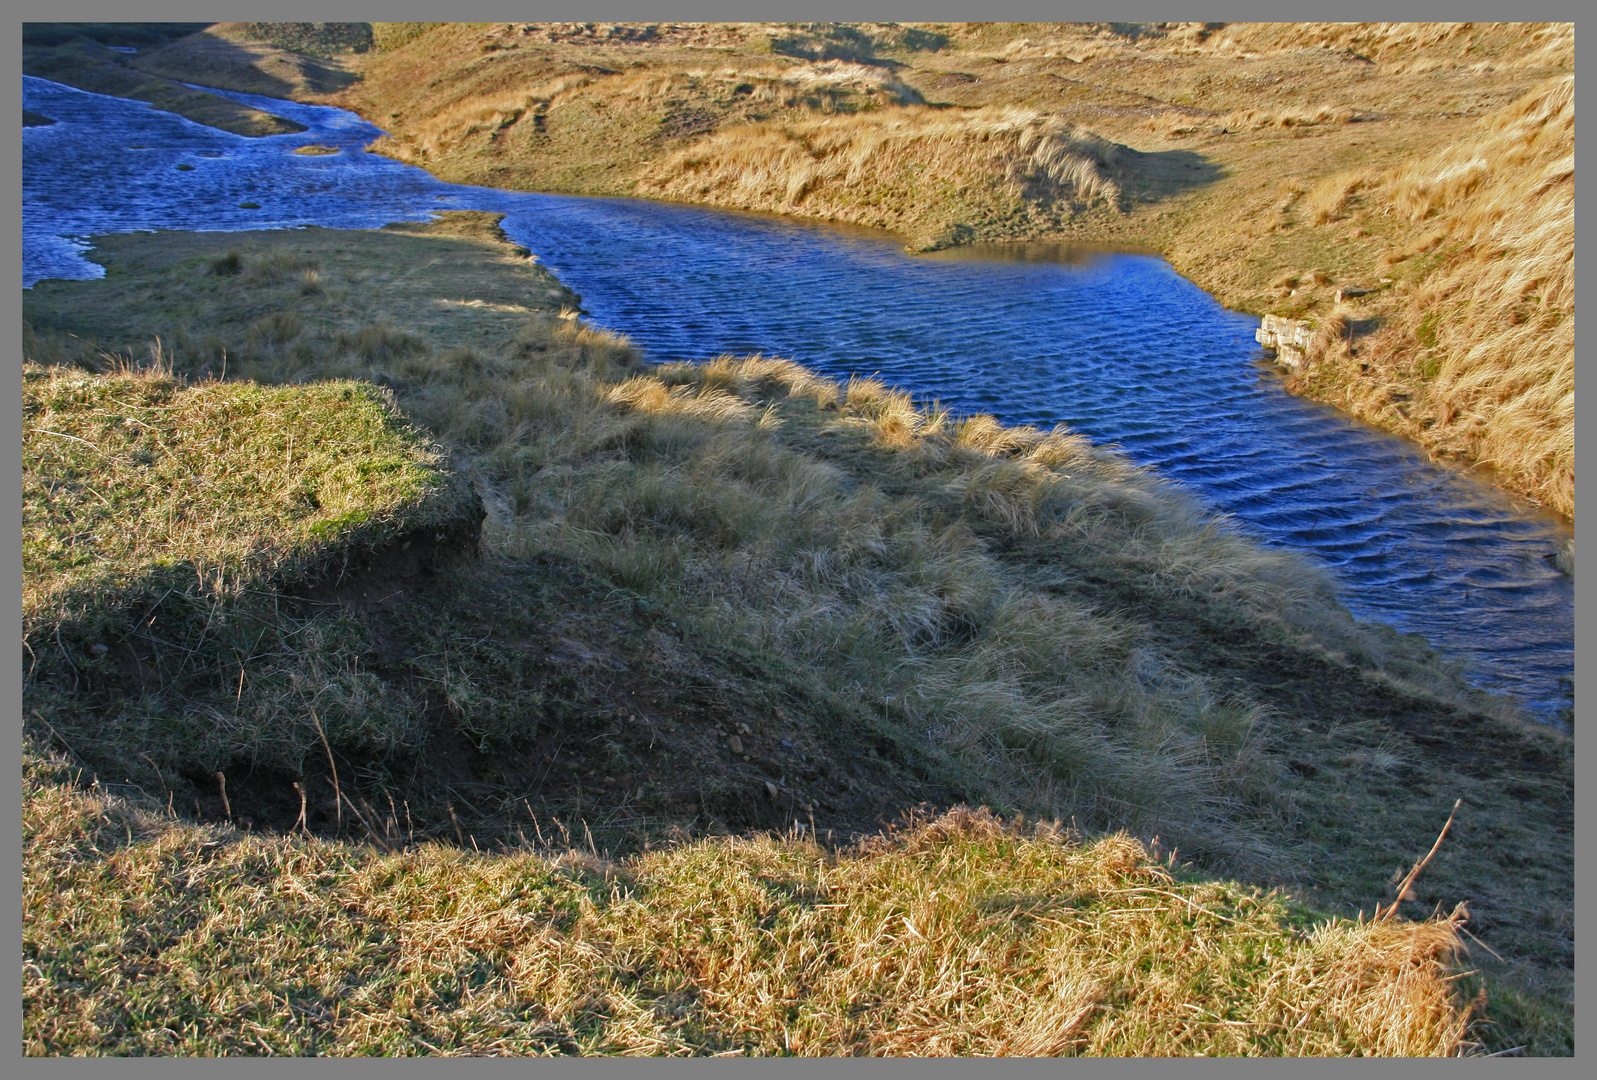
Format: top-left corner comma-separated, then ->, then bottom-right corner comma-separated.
1221,106 -> 1357,132
1203,22 -> 1571,71
364,47 -> 924,197
1291,76 -> 1572,514
499,363 -> 1291,863
24,746 -> 1473,1056
401,73 -> 596,161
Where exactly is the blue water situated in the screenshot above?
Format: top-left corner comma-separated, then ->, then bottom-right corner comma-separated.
22,75 -> 1574,718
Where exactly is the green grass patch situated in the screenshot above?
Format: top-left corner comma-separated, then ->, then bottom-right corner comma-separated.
24,365 -> 465,644
23,363 -> 479,782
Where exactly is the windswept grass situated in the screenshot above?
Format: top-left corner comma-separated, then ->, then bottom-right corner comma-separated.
1199,21 -> 1572,71
1287,76 -> 1572,515
637,107 -> 1129,245
1220,106 -> 1357,132
23,217 -> 1571,1054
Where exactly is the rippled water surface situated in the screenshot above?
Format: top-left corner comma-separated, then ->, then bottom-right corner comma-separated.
23,76 -> 1573,717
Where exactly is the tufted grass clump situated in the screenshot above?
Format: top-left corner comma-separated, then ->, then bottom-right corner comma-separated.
23,757 -> 1473,1057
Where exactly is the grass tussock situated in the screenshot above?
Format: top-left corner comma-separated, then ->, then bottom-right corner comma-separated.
23,753 -> 1473,1056
23,218 -> 1570,1055
1220,106 -> 1357,132
22,364 -> 465,647
638,107 -> 1128,243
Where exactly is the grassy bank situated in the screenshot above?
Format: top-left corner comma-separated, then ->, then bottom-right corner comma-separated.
1282,75 -> 1572,516
22,215 -> 1571,1054
96,20 -> 1569,517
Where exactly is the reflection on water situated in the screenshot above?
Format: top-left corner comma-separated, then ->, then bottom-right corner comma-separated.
925,242 -> 1160,265
23,75 -> 1573,719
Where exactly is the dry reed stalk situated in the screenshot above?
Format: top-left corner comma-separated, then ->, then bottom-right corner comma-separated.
1378,799 -> 1461,922
308,706 -> 340,829
338,790 -> 392,853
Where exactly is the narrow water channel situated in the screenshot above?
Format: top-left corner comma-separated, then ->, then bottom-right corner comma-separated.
22,76 -> 1574,719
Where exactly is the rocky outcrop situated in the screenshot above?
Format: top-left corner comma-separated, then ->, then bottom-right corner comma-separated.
1255,314 -> 1314,372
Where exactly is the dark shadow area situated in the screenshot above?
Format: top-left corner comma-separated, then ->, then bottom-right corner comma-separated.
23,23 -> 212,49
768,23 -> 947,68
23,35 -> 310,136
23,23 -> 372,134
1118,146 -> 1226,206
27,496 -> 969,861
130,27 -> 364,99
201,22 -> 372,58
